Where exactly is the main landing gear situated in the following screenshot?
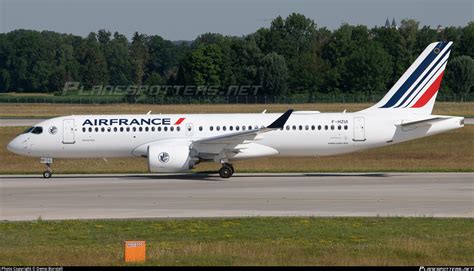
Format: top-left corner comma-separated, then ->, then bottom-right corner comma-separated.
41,157 -> 53,179
219,163 -> 234,178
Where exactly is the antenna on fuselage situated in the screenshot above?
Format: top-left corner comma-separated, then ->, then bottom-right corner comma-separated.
146,111 -> 152,115
262,109 -> 267,114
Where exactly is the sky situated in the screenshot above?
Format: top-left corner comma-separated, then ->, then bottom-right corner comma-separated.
1,0 -> 473,41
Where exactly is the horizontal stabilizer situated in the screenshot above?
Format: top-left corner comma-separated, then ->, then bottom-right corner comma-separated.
398,117 -> 447,127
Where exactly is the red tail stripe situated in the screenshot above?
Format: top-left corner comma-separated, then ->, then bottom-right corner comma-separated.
411,71 -> 444,108
174,118 -> 185,125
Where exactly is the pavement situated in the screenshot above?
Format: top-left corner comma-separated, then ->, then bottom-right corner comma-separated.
1,118 -> 473,127
1,172 -> 472,221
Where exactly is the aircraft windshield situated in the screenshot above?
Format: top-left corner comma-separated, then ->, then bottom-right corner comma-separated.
23,126 -> 43,134
22,127 -> 34,134
31,127 -> 43,134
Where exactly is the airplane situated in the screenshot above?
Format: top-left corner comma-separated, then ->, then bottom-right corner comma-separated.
7,41 -> 464,179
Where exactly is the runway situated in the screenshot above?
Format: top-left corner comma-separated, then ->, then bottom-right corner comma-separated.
1,118 -> 473,127
1,173 -> 472,221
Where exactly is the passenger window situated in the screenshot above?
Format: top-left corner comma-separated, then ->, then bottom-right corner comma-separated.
89,127 -> 92,132
286,125 -> 290,130
330,125 -> 334,130
236,126 -> 239,131
216,126 -> 220,131
158,127 -> 162,132
107,127 -> 111,132
170,126 -> 174,132
242,126 -> 246,131
324,125 -> 328,130
199,126 -> 203,131
151,127 -> 155,132
145,127 -> 149,132
210,126 -> 214,131
338,125 -> 341,130
126,127 -> 130,132
164,127 -> 168,132
177,126 -> 181,132
311,125 -> 315,130
305,125 -> 309,130
101,127 -> 105,132
229,126 -> 233,131
114,127 -> 118,132
248,125 -> 252,130
292,125 -> 296,130
344,125 -> 348,130
82,127 -> 86,132
223,126 -> 226,131
95,127 -> 99,132
318,125 -> 322,130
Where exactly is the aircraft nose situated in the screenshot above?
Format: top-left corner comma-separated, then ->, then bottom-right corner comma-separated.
7,137 -> 24,155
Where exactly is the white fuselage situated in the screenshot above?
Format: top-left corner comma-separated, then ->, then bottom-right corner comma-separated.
7,111 -> 464,160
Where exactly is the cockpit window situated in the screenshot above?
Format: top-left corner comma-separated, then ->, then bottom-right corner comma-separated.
22,127 -> 35,134
31,126 -> 43,134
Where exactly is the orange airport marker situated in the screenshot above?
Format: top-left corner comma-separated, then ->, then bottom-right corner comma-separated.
124,240 -> 146,262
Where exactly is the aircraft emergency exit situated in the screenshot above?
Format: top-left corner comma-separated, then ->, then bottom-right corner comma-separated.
7,41 -> 464,178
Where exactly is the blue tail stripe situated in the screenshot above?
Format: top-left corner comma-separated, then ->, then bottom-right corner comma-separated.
394,44 -> 451,108
404,58 -> 448,108
380,42 -> 448,108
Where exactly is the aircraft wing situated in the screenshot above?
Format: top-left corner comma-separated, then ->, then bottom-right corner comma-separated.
191,109 -> 293,160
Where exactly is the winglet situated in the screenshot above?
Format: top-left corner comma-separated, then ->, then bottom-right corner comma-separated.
267,109 -> 293,129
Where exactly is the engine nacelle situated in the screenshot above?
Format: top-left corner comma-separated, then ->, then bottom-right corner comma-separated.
147,142 -> 195,172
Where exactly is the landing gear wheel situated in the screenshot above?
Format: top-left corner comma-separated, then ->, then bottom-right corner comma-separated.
219,164 -> 233,178
43,171 -> 52,178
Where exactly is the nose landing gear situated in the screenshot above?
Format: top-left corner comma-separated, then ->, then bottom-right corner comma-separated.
41,157 -> 53,179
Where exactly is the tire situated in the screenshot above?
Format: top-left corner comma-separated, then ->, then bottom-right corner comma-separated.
219,165 -> 233,178
43,171 -> 52,178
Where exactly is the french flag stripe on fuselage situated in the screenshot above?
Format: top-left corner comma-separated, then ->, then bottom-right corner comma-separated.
174,118 -> 185,125
380,42 -> 448,108
394,43 -> 451,108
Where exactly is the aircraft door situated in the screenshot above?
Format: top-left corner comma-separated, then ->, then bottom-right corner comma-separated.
63,119 -> 76,144
353,117 -> 366,141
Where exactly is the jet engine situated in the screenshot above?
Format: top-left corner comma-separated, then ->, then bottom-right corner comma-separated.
147,142 -> 197,172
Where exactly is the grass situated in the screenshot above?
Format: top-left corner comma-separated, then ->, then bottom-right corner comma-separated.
0,217 -> 472,266
0,102 -> 472,118
1,125 -> 472,174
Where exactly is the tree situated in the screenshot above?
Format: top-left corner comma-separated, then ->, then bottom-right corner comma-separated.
106,32 -> 132,85
460,22 -> 474,57
178,44 -> 223,86
130,32 -> 149,85
444,55 -> 474,95
372,26 -> 410,87
259,52 -> 288,96
76,32 -> 107,89
343,41 -> 392,95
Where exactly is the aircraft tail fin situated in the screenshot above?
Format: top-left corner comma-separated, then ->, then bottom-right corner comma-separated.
361,41 -> 452,115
